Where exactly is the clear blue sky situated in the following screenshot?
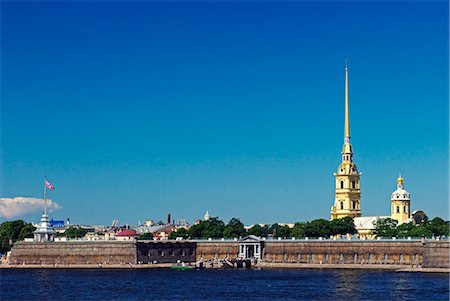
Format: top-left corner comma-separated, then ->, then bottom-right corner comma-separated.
1,1 -> 448,225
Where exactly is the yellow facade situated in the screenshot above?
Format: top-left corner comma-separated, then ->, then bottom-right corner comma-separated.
390,176 -> 410,223
331,65 -> 362,220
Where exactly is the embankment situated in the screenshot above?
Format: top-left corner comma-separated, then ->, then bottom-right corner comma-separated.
6,239 -> 449,271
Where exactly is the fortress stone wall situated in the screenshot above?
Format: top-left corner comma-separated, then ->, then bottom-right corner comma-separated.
423,241 -> 450,268
9,241 -> 137,265
195,241 -> 239,261
263,240 -> 423,265
136,241 -> 196,263
8,239 -> 449,269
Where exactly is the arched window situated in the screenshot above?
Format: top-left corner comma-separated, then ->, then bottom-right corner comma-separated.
403,206 -> 407,213
396,206 -> 400,213
340,202 -> 344,210
352,201 -> 356,209
352,181 -> 356,188
340,181 -> 344,189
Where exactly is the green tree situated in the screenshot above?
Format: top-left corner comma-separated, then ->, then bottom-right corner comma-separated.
330,217 -> 356,236
18,223 -> 36,241
169,228 -> 189,239
291,222 -> 306,238
138,232 -> 154,240
247,224 -> 270,237
408,225 -> 432,238
427,217 -> 450,237
63,226 -> 87,239
0,220 -> 35,252
304,219 -> 331,238
223,218 -> 246,238
188,223 -> 204,238
270,224 -> 292,238
374,218 -> 398,238
396,222 -> 415,238
188,218 -> 225,239
202,218 -> 225,238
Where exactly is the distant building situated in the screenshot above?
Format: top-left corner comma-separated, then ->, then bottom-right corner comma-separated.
116,229 -> 138,241
204,210 -> 210,221
152,224 -> 176,240
354,216 -> 389,239
50,219 -> 65,228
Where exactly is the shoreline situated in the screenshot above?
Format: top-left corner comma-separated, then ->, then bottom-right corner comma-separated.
256,262 -> 450,273
1,262 -> 449,273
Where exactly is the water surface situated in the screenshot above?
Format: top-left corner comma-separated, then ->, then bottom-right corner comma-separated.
1,268 -> 448,300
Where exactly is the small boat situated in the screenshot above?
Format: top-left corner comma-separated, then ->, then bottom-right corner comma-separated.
170,265 -> 194,270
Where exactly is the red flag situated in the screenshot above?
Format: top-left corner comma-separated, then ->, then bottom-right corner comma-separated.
45,179 -> 55,190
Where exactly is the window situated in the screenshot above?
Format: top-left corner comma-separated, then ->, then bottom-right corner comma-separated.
340,202 -> 344,210
352,181 -> 356,188
352,201 -> 356,209
403,206 -> 407,213
396,206 -> 400,214
340,181 -> 344,189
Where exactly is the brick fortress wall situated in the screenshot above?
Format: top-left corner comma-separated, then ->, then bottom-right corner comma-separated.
9,241 -> 137,265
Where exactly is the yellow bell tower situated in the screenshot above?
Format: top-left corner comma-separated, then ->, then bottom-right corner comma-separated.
331,63 -> 362,220
391,174 -> 411,223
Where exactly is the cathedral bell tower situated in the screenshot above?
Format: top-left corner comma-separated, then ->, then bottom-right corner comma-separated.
331,64 -> 362,220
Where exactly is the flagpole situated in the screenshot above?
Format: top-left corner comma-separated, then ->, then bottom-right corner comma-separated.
43,178 -> 47,216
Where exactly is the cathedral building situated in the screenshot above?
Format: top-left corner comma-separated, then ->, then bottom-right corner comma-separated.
331,64 -> 362,220
328,64 -> 424,238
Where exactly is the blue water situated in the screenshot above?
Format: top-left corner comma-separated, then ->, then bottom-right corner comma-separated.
1,268 -> 448,300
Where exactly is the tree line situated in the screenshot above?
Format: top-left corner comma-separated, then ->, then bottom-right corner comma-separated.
0,220 -> 36,253
169,216 -> 450,240
168,217 -> 357,239
374,217 -> 449,238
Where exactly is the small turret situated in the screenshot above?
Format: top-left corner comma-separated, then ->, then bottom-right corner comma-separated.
391,173 -> 411,223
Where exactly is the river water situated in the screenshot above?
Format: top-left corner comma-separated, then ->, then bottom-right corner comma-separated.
1,268 -> 448,300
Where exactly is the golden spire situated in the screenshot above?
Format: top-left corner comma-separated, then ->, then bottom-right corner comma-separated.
344,61 -> 350,143
341,61 -> 353,158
